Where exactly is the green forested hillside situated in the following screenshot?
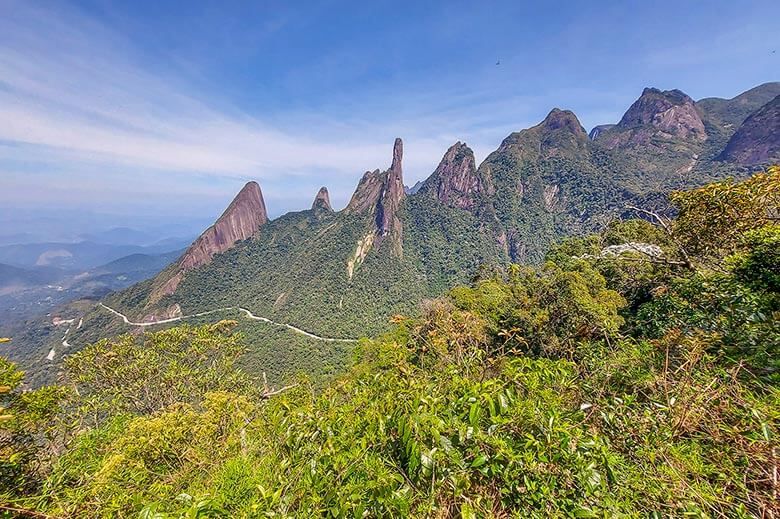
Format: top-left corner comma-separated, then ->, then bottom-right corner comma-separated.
1,168 -> 778,517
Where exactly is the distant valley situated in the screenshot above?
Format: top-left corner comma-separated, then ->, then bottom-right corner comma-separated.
0,229 -> 192,368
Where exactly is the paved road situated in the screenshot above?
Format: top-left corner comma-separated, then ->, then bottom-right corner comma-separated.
98,303 -> 358,343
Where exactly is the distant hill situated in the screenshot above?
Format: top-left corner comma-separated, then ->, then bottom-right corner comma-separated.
0,248 -> 184,382
0,263 -> 62,294
697,81 -> 780,131
0,240 -> 188,271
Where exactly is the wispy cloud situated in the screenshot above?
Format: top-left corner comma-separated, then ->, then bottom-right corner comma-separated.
0,2 -> 621,218
3,0 -> 774,227
0,4 -> 384,177
0,1 -> 470,218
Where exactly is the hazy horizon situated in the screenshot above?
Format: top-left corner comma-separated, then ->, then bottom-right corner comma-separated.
1,0 -> 778,240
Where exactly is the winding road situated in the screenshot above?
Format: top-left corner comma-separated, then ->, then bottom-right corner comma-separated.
98,303 -> 358,343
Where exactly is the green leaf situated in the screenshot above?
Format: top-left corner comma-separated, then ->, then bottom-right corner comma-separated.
470,454 -> 488,468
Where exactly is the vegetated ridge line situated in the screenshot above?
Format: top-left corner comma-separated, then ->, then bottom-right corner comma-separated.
97,303 -> 358,343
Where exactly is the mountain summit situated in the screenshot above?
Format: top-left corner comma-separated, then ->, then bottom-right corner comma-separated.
312,187 -> 333,212
344,139 -> 405,255
151,181 -> 268,301
376,138 -> 405,244
595,87 -> 706,148
180,181 -> 268,271
418,141 -> 488,211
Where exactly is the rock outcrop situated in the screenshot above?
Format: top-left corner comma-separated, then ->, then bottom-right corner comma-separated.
345,170 -> 385,213
179,181 -> 268,270
719,95 -> 780,165
151,181 -> 268,301
311,186 -> 333,212
419,141 -> 490,211
376,138 -> 405,241
345,139 -> 405,254
595,88 -> 706,148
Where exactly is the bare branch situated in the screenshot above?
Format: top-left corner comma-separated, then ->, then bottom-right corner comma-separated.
261,384 -> 298,399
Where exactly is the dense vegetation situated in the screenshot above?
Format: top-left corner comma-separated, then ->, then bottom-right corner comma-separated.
1,167 -> 777,517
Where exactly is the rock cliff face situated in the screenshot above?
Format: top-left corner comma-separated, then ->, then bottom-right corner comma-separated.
376,138 -> 405,240
151,181 -> 268,301
345,170 -> 385,213
719,95 -> 780,165
419,141 -> 489,211
180,181 -> 268,270
596,88 -> 706,148
311,186 -> 333,212
345,139 -> 405,254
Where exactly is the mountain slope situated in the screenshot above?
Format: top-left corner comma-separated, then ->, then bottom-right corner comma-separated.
718,95 -> 780,165
696,81 -> 780,158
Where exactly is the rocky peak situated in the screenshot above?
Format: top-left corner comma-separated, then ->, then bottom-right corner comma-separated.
345,169 -> 385,213
344,139 -> 405,255
151,181 -> 268,302
496,109 -> 588,159
542,108 -> 588,139
179,181 -> 268,271
376,138 -> 405,243
719,95 -> 780,165
419,141 -> 488,210
311,186 -> 333,212
391,137 -> 403,175
608,87 -> 706,145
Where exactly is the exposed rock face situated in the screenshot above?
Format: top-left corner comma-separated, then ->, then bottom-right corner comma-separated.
419,142 -> 488,210
344,139 -> 405,254
180,181 -> 268,270
345,170 -> 385,213
151,181 -> 268,301
311,186 -> 333,212
719,95 -> 780,165
542,184 -> 560,211
376,139 -> 405,238
597,88 -> 706,148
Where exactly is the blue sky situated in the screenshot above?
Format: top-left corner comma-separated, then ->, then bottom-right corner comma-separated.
0,0 -> 778,237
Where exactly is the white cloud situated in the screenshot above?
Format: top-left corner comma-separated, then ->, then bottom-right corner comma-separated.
0,1 -> 463,206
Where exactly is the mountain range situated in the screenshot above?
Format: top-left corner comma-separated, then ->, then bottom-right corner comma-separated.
8,81 -> 780,384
